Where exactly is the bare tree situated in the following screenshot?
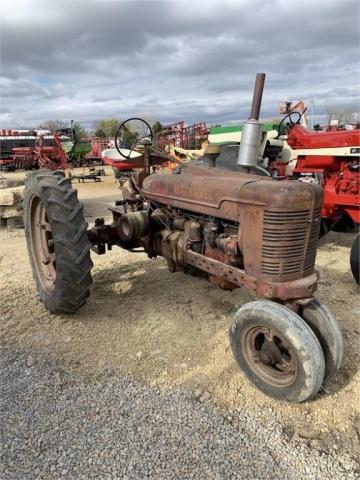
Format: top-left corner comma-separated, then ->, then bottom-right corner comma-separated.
39,120 -> 68,131
326,107 -> 354,125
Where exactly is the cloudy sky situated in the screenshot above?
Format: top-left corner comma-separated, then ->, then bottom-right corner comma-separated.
0,0 -> 359,130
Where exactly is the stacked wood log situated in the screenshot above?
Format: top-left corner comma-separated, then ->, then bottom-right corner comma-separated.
0,184 -> 25,229
0,177 -> 24,189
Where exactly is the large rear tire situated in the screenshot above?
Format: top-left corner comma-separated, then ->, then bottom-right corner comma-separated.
24,170 -> 93,313
229,300 -> 325,403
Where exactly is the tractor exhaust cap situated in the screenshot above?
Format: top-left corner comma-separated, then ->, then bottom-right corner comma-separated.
237,73 -> 266,169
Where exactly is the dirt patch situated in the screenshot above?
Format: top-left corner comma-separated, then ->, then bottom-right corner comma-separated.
0,168 -> 359,456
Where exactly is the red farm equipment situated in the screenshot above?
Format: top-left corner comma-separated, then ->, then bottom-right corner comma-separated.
88,137 -> 111,161
23,74 -> 344,403
156,121 -> 185,150
156,121 -> 208,151
11,130 -> 69,171
271,110 -> 360,284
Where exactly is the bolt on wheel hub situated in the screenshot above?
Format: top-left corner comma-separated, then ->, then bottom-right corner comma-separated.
242,325 -> 297,387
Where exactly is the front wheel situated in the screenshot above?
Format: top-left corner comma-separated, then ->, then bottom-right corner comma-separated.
229,300 -> 325,403
24,170 -> 93,313
301,299 -> 343,383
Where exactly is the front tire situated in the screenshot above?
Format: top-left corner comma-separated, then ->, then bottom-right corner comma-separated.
24,170 -> 93,313
301,299 -> 343,383
229,300 -> 325,403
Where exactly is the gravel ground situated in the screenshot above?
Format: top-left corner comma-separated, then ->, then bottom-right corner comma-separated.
1,346 -> 358,480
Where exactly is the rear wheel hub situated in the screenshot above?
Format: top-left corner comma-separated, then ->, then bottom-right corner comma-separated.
29,195 -> 56,294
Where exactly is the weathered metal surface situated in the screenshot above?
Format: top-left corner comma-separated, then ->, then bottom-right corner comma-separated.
88,155 -> 322,301
204,246 -> 238,290
249,72 -> 266,121
28,196 -> 56,294
237,72 -> 266,170
184,249 -> 318,300
142,164 -> 321,220
142,163 -> 323,282
242,324 -> 297,387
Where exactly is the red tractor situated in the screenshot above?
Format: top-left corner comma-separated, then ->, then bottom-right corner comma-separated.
23,74 -> 343,403
272,111 -> 360,284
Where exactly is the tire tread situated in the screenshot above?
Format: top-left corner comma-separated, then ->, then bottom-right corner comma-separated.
24,170 -> 93,314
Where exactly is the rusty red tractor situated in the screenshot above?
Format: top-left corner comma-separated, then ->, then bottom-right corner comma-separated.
24,74 -> 343,403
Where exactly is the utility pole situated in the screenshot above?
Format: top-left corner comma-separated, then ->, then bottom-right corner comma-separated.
308,97 -> 315,129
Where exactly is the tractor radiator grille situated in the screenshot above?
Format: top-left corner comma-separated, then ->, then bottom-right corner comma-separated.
261,208 -> 321,279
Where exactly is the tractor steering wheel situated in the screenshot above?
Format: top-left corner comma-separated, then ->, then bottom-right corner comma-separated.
115,118 -> 153,160
278,111 -> 302,134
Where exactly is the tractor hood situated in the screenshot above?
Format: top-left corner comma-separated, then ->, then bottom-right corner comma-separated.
142,163 -> 322,223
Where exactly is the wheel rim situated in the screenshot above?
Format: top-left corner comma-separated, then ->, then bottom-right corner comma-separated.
29,195 -> 56,293
242,325 -> 297,387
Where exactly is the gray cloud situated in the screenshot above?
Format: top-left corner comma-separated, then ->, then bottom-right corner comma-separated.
0,0 -> 359,129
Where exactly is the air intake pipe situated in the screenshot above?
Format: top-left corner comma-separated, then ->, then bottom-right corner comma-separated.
237,73 -> 269,175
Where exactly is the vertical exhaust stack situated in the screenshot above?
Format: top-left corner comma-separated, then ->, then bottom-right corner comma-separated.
237,73 -> 266,169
